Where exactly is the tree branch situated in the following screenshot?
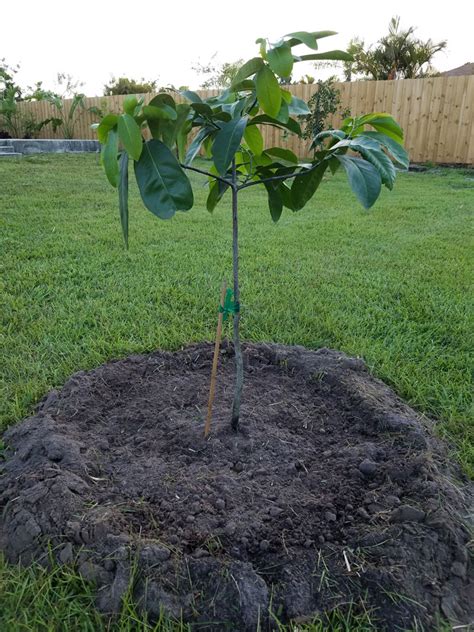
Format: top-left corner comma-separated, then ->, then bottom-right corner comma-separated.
180,163 -> 233,187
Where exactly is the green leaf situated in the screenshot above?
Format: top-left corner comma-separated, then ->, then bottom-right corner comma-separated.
297,50 -> 353,62
275,99 -> 289,123
255,65 -> 281,118
211,116 -> 248,175
355,113 -> 403,143
143,104 -> 177,121
123,95 -> 139,116
267,43 -> 293,78
263,182 -> 283,222
185,127 -> 216,165
285,30 -> 336,49
117,114 -> 142,161
101,128 -> 119,187
134,140 -> 194,219
97,114 -> 119,144
243,125 -> 263,155
332,137 -> 396,189
288,96 -> 310,116
191,102 -> 214,118
231,57 -> 264,88
207,178 -> 229,212
360,131 -> 409,169
118,152 -> 129,247
313,129 -> 346,144
280,89 -> 292,104
248,114 -> 301,136
291,161 -> 328,210
337,155 -> 381,209
181,90 -> 202,103
231,79 -> 256,92
149,93 -> 176,109
177,119 -> 192,163
265,147 -> 298,165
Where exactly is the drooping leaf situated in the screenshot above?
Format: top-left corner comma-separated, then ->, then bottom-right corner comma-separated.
143,104 -> 177,121
337,155 -> 382,209
185,126 -> 216,165
118,152 -> 129,247
291,161 -> 328,210
360,131 -> 409,169
149,93 -> 176,109
288,96 -> 310,116
313,129 -> 346,145
231,79 -> 256,92
265,147 -> 298,165
280,89 -> 292,104
177,119 -> 192,163
332,136 -> 396,189
97,114 -> 119,144
211,116 -> 248,175
191,102 -> 214,118
123,95 -> 139,116
275,99 -> 289,123
278,181 -> 295,210
207,178 -> 229,212
355,113 -> 403,143
244,125 -> 264,155
255,65 -> 281,118
117,114 -> 142,161
267,43 -> 293,78
180,90 -> 202,103
134,139 -> 194,219
101,128 -> 119,187
297,50 -> 353,62
263,182 -> 283,222
285,30 -> 336,49
248,114 -> 301,136
231,57 -> 264,88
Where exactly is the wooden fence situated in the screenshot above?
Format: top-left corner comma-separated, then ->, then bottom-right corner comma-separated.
15,75 -> 474,164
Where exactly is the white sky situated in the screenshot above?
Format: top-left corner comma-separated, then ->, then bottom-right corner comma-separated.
2,0 -> 472,96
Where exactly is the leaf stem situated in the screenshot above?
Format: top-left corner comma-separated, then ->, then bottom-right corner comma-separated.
180,163 -> 231,187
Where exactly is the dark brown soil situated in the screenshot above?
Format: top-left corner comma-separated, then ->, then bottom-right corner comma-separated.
1,343 -> 472,630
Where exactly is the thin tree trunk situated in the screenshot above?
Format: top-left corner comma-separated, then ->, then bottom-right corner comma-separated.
231,159 -> 243,431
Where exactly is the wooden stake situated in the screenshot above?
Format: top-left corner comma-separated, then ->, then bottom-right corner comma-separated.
204,280 -> 227,438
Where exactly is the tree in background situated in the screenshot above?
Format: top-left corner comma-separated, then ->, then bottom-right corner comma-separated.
301,77 -> 350,147
343,17 -> 447,80
192,58 -> 244,89
104,76 -> 158,96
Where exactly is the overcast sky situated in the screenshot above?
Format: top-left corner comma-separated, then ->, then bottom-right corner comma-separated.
3,0 -> 472,96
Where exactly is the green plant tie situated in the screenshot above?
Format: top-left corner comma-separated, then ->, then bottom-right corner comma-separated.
219,288 -> 240,320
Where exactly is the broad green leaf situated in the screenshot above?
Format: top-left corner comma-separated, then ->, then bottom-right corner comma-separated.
337,155 -> 381,209
207,178 -> 229,212
313,129 -> 346,144
117,114 -> 142,161
231,57 -> 264,88
164,103 -> 191,149
291,161 -> 328,210
288,96 -> 310,116
360,131 -> 409,169
101,128 -> 119,188
285,30 -> 336,49
275,99 -> 289,123
248,114 -> 301,136
267,43 -> 293,78
212,116 -> 248,175
244,125 -> 263,155
297,50 -> 353,62
263,182 -> 283,222
134,139 -> 193,219
185,127 -> 216,165
265,147 -> 298,164
278,181 -> 295,210
123,95 -> 139,116
231,79 -> 256,92
149,93 -> 176,109
256,37 -> 267,59
177,119 -> 192,162
97,114 -> 118,144
191,102 -> 214,118
143,104 -> 177,121
280,89 -> 292,104
118,152 -> 129,247
332,137 -> 396,189
256,65 -> 281,118
355,113 -> 403,143
181,90 -> 202,103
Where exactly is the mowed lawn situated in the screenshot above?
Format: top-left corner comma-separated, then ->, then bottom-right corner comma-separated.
1,154 -> 473,474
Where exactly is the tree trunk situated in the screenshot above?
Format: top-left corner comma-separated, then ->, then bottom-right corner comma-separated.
230,160 -> 243,431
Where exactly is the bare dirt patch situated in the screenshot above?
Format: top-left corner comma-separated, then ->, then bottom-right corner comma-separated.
1,343 -> 472,630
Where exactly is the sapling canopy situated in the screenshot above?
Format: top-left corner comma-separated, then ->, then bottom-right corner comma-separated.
94,30 -> 409,432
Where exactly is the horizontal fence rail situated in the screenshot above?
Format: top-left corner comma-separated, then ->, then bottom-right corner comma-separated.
13,76 -> 474,164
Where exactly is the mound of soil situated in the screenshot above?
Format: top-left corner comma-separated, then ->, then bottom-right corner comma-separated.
1,343 -> 472,630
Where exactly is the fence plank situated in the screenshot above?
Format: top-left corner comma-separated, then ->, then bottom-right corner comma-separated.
8,76 -> 473,164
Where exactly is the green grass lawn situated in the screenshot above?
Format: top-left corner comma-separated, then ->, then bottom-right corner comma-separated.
0,154 -> 473,630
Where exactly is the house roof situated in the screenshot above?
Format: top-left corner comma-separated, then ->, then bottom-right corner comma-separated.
441,62 -> 474,76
